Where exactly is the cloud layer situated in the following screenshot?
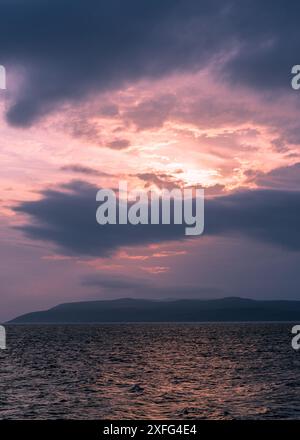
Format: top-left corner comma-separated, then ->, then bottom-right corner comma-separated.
2,0 -> 299,125
13,180 -> 300,256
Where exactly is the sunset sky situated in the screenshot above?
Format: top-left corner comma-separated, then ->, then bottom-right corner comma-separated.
1,0 -> 300,321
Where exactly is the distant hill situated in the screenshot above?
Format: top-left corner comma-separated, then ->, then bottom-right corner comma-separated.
7,297 -> 300,323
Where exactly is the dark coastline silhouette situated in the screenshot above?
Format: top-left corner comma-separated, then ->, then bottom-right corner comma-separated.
8,297 -> 300,323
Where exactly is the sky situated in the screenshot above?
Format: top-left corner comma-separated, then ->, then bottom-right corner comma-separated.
1,0 -> 300,321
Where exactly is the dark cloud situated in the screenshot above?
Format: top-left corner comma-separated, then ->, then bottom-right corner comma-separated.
135,172 -> 226,195
1,0 -> 299,126
106,139 -> 131,150
13,180 -> 187,256
13,180 -> 300,255
206,189 -> 300,251
135,172 -> 184,190
245,163 -> 300,191
222,3 -> 300,90
60,164 -> 111,177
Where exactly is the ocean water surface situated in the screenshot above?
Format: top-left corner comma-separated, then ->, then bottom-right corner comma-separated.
0,323 -> 300,419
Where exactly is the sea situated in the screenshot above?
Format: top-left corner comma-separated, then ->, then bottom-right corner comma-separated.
0,323 -> 300,419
